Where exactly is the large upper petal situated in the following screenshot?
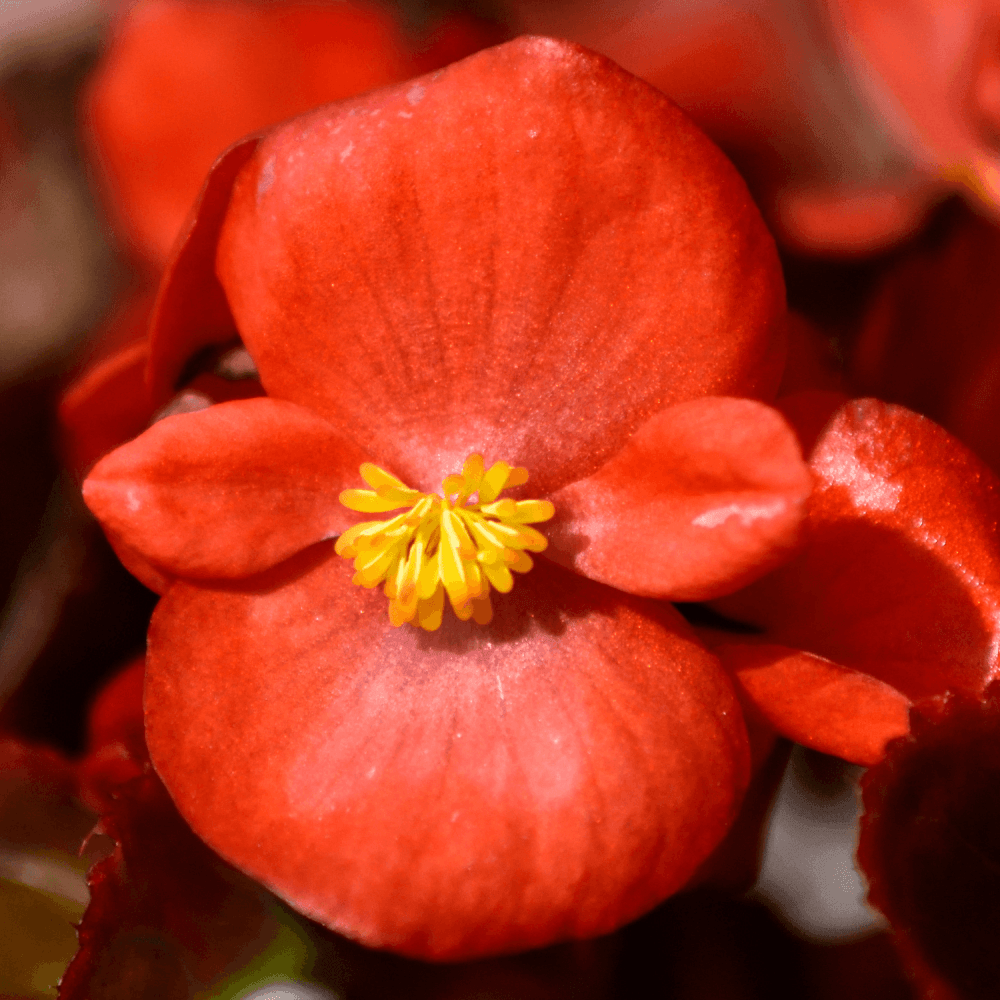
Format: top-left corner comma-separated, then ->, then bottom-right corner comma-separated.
145,551 -> 750,960
82,398 -> 367,580
714,398 -> 1000,701
209,37 -> 786,495
545,397 -> 810,601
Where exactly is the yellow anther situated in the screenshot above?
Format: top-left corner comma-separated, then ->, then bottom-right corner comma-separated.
462,453 -> 484,490
360,463 -> 404,490
441,474 -> 465,497
336,454 -> 554,631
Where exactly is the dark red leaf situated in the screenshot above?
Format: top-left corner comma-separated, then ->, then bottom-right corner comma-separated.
859,683 -> 1000,1000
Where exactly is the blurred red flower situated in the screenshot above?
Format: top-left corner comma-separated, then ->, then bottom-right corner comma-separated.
693,389 -> 1000,999
84,0 -> 497,268
81,38 -> 813,958
850,205 -> 1000,475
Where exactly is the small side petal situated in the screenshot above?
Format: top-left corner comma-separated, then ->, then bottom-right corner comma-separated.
145,552 -> 750,960
83,398 -> 367,580
546,397 -> 811,601
716,644 -> 911,766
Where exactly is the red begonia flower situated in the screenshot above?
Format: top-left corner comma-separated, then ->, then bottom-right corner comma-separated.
83,38 -> 810,958
84,0 -> 497,266
858,683 -> 1000,1000
711,394 -> 1000,766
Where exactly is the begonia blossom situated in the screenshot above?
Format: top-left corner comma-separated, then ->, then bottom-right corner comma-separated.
82,38 -> 814,959
694,343 -> 1000,998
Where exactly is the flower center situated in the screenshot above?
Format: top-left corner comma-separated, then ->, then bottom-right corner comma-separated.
335,454 -> 554,631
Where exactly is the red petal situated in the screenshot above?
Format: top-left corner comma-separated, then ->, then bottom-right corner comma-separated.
83,399 -> 367,579
104,527 -> 174,596
58,338 -> 153,479
716,644 -> 911,766
145,551 -> 750,959
858,684 -> 1000,999
714,399 -> 1000,700
147,137 -> 258,408
214,37 -> 786,494
546,398 -> 810,600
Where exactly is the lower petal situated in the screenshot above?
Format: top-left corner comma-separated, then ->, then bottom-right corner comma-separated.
716,644 -> 911,766
146,549 -> 749,959
545,397 -> 811,601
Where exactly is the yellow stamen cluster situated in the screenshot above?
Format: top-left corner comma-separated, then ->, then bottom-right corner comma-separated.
335,454 -> 554,630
